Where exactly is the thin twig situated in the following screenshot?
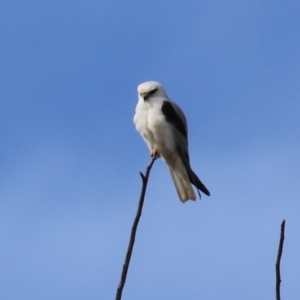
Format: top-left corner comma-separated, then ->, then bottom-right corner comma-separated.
276,220 -> 286,300
115,157 -> 157,300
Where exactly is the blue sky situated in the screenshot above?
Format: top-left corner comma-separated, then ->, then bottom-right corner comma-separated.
1,0 -> 300,299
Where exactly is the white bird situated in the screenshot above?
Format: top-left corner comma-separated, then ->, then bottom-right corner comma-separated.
134,81 -> 210,202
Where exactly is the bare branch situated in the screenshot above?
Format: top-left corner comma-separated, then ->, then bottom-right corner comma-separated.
115,157 -> 157,300
276,220 -> 286,300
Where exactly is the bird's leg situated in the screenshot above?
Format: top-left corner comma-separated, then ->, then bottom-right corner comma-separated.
151,149 -> 160,158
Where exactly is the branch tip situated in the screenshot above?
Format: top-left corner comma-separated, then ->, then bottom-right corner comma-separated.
139,172 -> 145,181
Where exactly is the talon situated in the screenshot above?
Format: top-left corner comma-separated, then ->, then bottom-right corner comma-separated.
151,149 -> 160,158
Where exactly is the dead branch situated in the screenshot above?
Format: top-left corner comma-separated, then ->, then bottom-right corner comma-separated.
115,157 -> 157,300
276,220 -> 286,300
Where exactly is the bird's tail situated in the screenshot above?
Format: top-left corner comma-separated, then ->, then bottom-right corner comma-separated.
169,167 -> 196,202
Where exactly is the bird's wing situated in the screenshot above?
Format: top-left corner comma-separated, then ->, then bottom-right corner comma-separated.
162,99 -> 210,197
161,99 -> 189,162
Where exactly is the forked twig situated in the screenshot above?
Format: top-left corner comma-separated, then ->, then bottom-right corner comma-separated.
115,157 -> 157,300
276,220 -> 286,300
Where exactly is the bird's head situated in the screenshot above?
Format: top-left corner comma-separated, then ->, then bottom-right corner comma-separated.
137,81 -> 167,101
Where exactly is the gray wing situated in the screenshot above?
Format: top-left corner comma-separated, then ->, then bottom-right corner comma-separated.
161,99 -> 189,160
161,99 -> 210,197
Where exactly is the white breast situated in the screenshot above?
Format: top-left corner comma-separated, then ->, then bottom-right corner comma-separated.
134,97 -> 176,154
134,98 -> 155,150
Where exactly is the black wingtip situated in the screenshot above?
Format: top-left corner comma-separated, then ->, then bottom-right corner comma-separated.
203,189 -> 210,197
189,169 -> 210,197
199,185 -> 210,197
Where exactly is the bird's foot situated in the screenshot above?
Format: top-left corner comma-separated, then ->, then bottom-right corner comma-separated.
151,149 -> 160,158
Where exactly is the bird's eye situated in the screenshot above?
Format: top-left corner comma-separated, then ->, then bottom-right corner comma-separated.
148,88 -> 158,96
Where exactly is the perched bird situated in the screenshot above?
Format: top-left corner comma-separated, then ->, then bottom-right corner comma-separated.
134,81 -> 210,202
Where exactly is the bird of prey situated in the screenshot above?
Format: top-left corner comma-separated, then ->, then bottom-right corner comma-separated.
133,81 -> 210,202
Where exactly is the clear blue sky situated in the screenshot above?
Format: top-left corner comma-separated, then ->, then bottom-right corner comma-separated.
1,1 -> 300,299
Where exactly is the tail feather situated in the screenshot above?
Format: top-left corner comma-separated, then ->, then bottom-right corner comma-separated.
169,168 -> 196,202
164,150 -> 210,202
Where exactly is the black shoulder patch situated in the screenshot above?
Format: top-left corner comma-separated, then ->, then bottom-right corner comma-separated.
161,101 -> 187,138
